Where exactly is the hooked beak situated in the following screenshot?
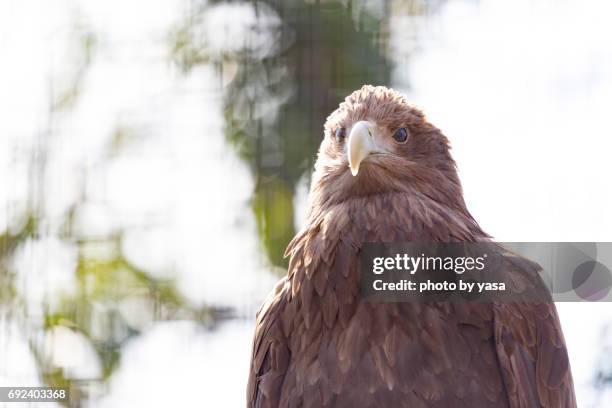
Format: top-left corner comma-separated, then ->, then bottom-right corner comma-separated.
348,121 -> 377,176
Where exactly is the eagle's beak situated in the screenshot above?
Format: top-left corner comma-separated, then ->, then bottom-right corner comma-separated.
348,121 -> 376,176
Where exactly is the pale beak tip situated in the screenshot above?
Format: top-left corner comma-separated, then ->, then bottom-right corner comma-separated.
347,120 -> 373,177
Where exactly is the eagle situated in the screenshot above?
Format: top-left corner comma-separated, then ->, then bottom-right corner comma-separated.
247,85 -> 576,407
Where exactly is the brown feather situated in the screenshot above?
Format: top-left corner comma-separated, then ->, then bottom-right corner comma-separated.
247,86 -> 575,407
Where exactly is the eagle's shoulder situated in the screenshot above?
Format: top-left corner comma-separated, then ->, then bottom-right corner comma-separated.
491,248 -> 576,407
247,277 -> 292,408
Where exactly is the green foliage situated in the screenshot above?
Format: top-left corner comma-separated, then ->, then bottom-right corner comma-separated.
51,22 -> 96,112
252,176 -> 295,266
172,0 -> 392,269
168,23 -> 211,73
0,216 -> 36,304
33,233 -> 216,398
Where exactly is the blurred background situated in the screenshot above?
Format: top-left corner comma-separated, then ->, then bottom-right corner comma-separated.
1,0 -> 612,406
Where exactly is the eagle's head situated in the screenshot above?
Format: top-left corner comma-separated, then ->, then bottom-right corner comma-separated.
309,85 -> 464,212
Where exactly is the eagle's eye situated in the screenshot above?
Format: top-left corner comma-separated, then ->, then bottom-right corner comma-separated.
335,127 -> 347,140
392,128 -> 409,143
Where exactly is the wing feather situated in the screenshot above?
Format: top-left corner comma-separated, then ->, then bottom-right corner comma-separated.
494,296 -> 576,407
247,277 -> 292,408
